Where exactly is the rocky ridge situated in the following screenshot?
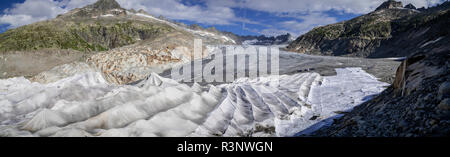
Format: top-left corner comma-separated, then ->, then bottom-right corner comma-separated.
240,33 -> 295,45
300,2 -> 450,136
375,0 -> 403,11
287,0 -> 449,58
1,0 -> 237,84
0,0 -> 236,53
308,45 -> 449,137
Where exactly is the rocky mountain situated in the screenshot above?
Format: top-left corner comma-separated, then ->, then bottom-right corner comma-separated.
0,0 -> 235,53
296,1 -> 450,137
375,0 -> 403,11
307,42 -> 449,137
405,3 -> 417,10
0,0 -> 164,52
0,0 -> 237,83
286,0 -> 449,58
239,33 -> 295,45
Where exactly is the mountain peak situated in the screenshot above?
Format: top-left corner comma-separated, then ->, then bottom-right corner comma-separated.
376,0 -> 403,11
59,0 -> 125,18
404,3 -> 417,10
90,0 -> 122,11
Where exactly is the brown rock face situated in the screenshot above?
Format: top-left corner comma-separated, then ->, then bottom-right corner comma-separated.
392,55 -> 432,96
393,60 -> 406,93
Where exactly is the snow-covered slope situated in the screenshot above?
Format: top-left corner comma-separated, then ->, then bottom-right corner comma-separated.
0,67 -> 388,137
192,67 -> 389,137
0,72 -> 221,137
130,12 -> 236,44
191,73 -> 323,137
296,68 -> 390,135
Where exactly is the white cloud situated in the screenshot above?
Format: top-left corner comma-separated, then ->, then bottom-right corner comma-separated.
60,0 -> 97,10
0,0 -> 247,28
0,0 -> 67,28
203,0 -> 445,36
116,0 -> 239,25
0,0 -> 98,29
283,13 -> 338,35
0,0 -> 446,34
250,13 -> 337,37
208,0 -> 445,14
243,0 -> 383,14
3,0 -> 66,18
0,14 -> 48,28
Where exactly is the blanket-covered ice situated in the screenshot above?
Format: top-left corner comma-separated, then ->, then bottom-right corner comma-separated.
0,68 -> 388,137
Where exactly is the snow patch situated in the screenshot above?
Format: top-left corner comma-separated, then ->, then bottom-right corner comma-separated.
132,12 -> 235,44
296,67 -> 390,135
420,37 -> 444,48
101,14 -> 114,17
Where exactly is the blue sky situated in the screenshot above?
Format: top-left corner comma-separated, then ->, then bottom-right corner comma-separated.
178,8 -> 357,36
0,0 -> 445,37
0,0 -> 22,32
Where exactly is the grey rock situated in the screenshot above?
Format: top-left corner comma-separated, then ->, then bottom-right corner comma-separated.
438,82 -> 450,99
438,98 -> 450,110
405,3 -> 417,10
287,1 -> 449,58
91,0 -> 122,11
376,0 -> 403,11
306,31 -> 450,137
399,120 -> 408,128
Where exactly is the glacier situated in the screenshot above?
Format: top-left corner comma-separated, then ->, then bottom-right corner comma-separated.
0,65 -> 388,137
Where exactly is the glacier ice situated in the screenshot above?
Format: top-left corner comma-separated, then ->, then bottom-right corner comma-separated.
0,67 -> 389,137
